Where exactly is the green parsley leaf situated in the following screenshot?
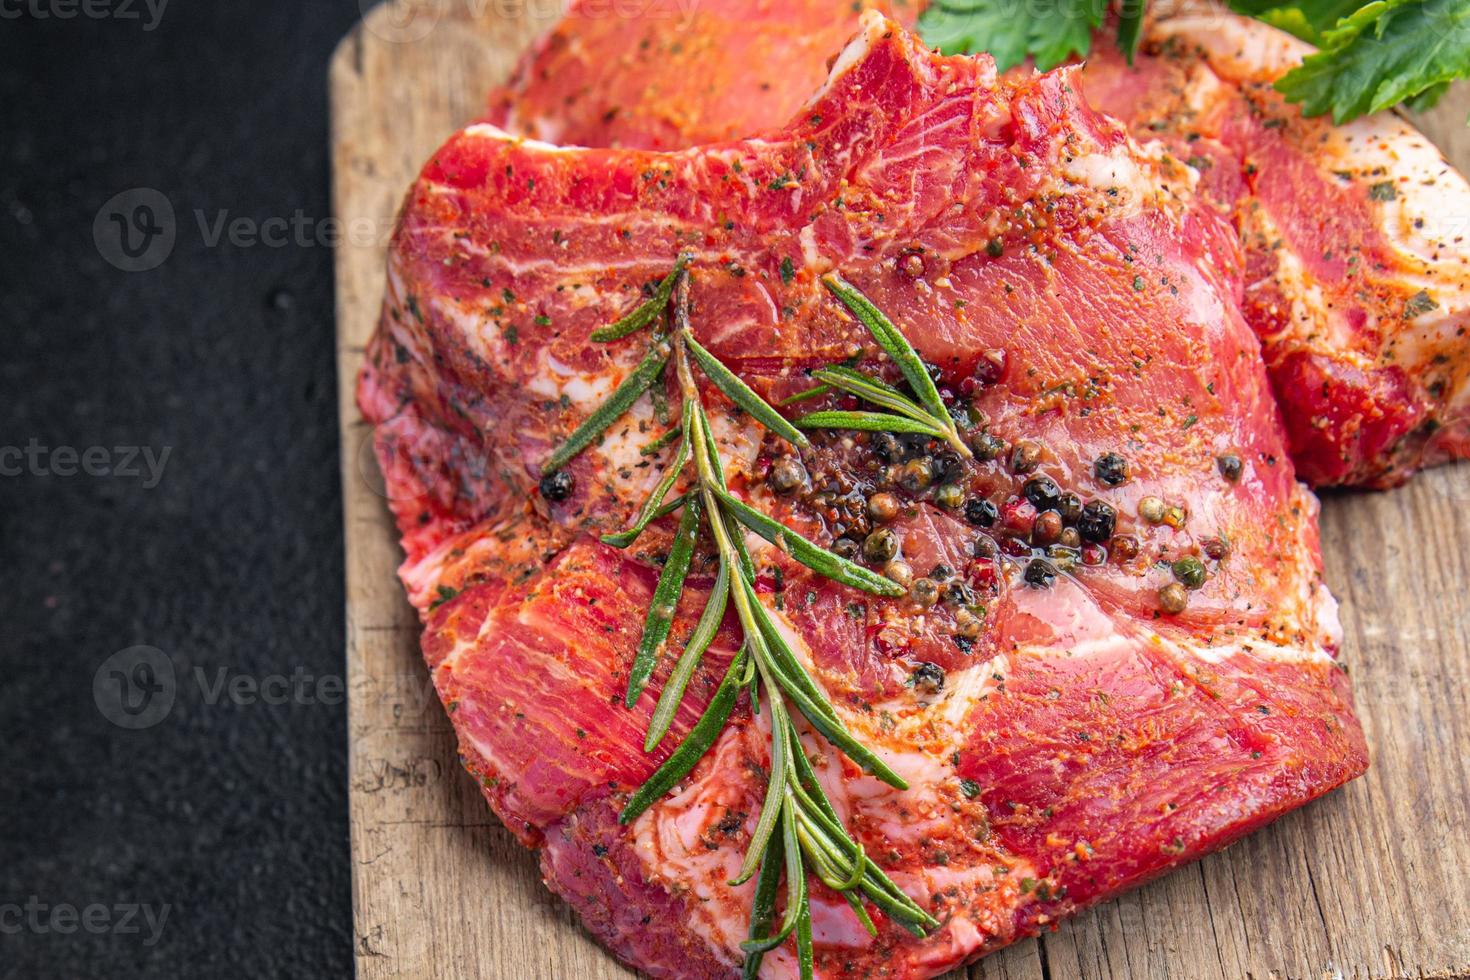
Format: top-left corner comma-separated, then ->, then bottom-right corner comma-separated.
1274,0 -> 1470,123
1228,0 -> 1363,42
916,0 -> 1105,71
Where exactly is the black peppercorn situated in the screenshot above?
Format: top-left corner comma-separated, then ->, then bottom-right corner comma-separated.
930,563 -> 953,580
872,432 -> 903,463
943,580 -> 975,607
911,662 -> 945,692
1057,492 -> 1082,523
1021,475 -> 1061,512
964,497 -> 998,527
1023,558 -> 1056,587
1094,452 -> 1130,486
1217,453 -> 1243,482
1077,500 -> 1116,543
833,536 -> 860,560
539,470 -> 575,502
933,450 -> 964,485
1010,440 -> 1042,474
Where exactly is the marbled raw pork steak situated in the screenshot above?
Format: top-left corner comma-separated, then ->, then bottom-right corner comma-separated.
486,0 -> 1470,488
360,15 -> 1366,978
1078,10 -> 1470,487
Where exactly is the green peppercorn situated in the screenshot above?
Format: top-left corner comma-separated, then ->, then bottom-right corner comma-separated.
868,491 -> 901,523
910,577 -> 940,607
767,456 -> 806,494
883,559 -> 914,590
1046,545 -> 1079,572
971,432 -> 1006,461
953,606 -> 984,639
973,534 -> 998,559
1058,527 -> 1081,549
1172,556 -> 1207,589
1138,496 -> 1166,524
1158,582 -> 1188,614
1163,505 -> 1187,529
899,457 -> 934,494
863,527 -> 900,562
833,536 -> 860,560
935,483 -> 965,509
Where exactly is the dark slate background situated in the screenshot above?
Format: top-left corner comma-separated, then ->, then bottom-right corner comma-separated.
1,2 -> 362,977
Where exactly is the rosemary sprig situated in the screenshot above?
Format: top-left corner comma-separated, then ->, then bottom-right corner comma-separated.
543,340 -> 669,474
543,263 -> 938,975
590,254 -> 690,342
819,273 -> 971,458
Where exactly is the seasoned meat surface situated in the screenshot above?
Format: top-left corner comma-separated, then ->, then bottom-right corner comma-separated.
361,16 -> 1366,977
487,0 -> 1470,487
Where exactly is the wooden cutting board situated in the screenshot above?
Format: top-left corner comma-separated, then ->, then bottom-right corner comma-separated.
330,4 -> 1470,977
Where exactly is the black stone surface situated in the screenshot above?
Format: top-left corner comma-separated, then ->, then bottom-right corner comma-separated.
1,3 -> 361,977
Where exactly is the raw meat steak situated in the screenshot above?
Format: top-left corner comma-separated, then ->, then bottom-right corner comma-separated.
1078,10 -> 1470,487
361,15 -> 1366,978
486,0 -> 1470,488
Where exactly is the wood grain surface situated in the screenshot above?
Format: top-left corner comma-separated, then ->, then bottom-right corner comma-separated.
330,4 -> 1470,977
